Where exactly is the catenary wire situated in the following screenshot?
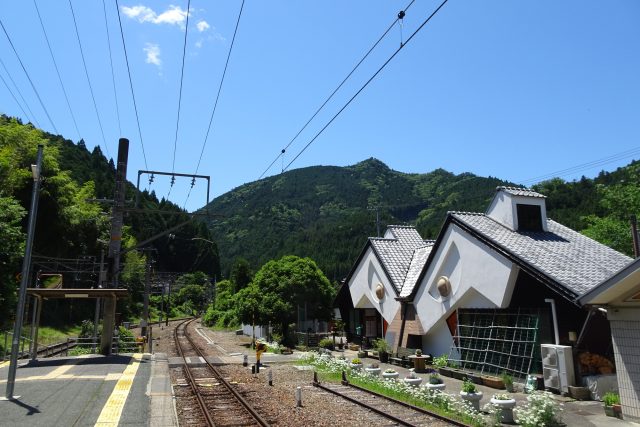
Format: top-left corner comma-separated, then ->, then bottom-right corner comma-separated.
102,0 -> 122,138
115,0 -> 149,169
182,0 -> 245,210
33,0 -> 82,142
0,57 -> 39,126
0,17 -> 58,134
283,0 -> 449,172
258,0 -> 416,180
193,0 -> 245,175
0,69 -> 34,125
519,146 -> 640,185
171,0 -> 191,176
68,0 -> 111,159
168,0 -> 192,200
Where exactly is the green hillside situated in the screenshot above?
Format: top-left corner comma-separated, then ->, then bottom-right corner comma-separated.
203,158 -> 511,281
204,158 -> 640,282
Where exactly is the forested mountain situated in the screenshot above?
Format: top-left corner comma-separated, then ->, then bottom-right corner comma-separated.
203,159 -> 512,281
0,115 -> 220,327
204,158 -> 640,282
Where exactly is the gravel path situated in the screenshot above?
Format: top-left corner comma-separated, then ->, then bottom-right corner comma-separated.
152,319 -> 451,426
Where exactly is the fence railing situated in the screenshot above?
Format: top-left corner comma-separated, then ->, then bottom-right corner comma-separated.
1,331 -> 140,360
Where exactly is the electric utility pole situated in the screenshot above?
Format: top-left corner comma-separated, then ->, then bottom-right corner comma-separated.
100,138 -> 129,355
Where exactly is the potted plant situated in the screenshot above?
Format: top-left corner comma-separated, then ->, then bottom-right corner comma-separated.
603,391 -> 621,418
415,348 -> 422,357
459,378 -> 483,411
426,372 -> 446,392
373,338 -> 390,363
501,371 -> 514,392
382,368 -> 399,380
365,363 -> 381,376
490,393 -> 517,423
434,354 -> 452,377
350,358 -> 363,370
401,368 -> 422,387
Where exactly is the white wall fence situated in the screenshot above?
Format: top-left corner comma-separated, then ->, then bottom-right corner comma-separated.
241,320 -> 330,341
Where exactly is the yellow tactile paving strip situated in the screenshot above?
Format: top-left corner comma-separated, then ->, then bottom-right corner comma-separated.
94,353 -> 143,427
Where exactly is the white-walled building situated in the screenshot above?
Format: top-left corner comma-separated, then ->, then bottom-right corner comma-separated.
579,258 -> 640,422
340,187 -> 632,380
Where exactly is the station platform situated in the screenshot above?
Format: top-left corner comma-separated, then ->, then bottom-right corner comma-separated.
0,353 -> 176,427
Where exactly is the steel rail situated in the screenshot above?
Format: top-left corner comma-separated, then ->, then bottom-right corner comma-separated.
181,318 -> 271,427
313,373 -> 469,427
174,318 -> 215,427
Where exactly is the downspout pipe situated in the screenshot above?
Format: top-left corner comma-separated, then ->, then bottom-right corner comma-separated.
545,298 -> 560,345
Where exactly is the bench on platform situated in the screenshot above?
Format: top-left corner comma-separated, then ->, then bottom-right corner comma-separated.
389,347 -> 418,368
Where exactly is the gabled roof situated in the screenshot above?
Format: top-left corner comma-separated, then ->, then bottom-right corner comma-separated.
407,211 -> 632,301
369,226 -> 430,292
578,256 -> 640,306
344,225 -> 431,295
497,186 -> 546,199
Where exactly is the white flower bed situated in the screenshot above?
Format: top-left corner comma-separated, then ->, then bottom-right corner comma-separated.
301,352 -> 487,426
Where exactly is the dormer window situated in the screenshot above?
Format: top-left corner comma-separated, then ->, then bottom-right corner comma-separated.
517,204 -> 543,232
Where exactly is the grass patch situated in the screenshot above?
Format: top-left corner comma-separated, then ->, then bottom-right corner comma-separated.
38,325 -> 81,346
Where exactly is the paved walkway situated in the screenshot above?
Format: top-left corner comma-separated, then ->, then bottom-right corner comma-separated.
0,353 -> 176,427
332,348 -> 638,427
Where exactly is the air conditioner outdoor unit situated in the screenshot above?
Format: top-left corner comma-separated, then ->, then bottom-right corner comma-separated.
541,344 -> 575,395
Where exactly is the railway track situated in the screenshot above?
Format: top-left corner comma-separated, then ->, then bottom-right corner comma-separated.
174,318 -> 270,427
313,375 -> 467,427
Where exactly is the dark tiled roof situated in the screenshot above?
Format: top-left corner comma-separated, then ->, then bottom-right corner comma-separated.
370,226 -> 428,292
497,186 -> 546,199
452,212 -> 633,296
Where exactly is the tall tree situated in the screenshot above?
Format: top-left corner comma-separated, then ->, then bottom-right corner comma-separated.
236,255 -> 335,344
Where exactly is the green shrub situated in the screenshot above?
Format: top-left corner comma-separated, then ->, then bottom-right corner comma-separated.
462,378 -> 477,393
319,338 -> 334,349
433,354 -> 448,368
603,391 -> 620,406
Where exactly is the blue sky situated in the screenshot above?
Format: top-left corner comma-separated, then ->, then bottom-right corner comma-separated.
1,1 -> 639,211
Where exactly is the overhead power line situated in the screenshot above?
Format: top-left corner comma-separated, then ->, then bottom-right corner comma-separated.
169,0 -> 192,200
193,0 -> 245,176
102,0 -> 122,138
115,0 -> 149,169
171,0 -> 192,176
519,146 -> 640,185
283,0 -> 449,173
183,0 -> 245,209
0,71 -> 33,125
259,0 -> 416,180
0,57 -> 39,126
33,0 -> 82,142
0,17 -> 58,134
68,0 -> 110,159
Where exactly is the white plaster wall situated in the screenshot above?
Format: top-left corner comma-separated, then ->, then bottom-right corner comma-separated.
413,224 -> 517,336
423,320 -> 457,359
486,192 -> 515,230
486,192 -> 548,231
348,247 -> 401,324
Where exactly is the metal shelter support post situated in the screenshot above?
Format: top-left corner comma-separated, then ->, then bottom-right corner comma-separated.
101,138 -> 129,355
5,144 -> 43,400
30,296 -> 42,360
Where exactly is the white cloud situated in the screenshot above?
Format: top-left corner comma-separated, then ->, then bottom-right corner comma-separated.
195,39 -> 203,49
155,5 -> 188,25
196,20 -> 210,32
121,4 -> 188,27
144,43 -> 161,66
